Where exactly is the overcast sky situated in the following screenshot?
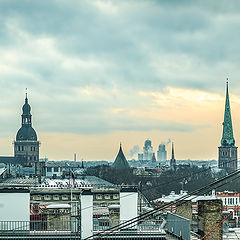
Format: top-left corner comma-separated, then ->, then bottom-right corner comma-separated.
1,0 -> 240,161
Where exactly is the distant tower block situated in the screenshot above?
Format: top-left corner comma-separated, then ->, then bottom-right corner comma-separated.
170,142 -> 176,171
218,82 -> 238,173
157,144 -> 167,162
143,139 -> 153,161
14,92 -> 40,166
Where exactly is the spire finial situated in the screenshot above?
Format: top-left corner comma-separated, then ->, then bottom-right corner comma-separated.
25,88 -> 28,99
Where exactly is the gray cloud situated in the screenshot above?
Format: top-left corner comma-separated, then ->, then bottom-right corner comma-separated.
0,0 -> 239,136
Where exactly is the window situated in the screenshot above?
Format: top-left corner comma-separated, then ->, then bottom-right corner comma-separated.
113,194 -> 119,200
47,167 -> 52,173
18,146 -> 20,151
62,195 -> 69,201
22,146 -> 24,151
54,167 -> 59,172
104,194 -> 110,200
96,194 -> 102,200
44,195 -> 51,200
72,195 -> 77,200
33,195 -> 42,201
53,195 -> 59,200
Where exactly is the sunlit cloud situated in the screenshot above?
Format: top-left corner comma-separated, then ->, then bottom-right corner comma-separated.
0,0 -> 240,160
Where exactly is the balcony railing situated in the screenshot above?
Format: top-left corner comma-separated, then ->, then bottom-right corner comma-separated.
0,219 -> 166,239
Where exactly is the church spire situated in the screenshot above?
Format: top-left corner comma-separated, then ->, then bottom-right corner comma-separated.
22,90 -> 32,126
221,81 -> 235,146
170,142 -> 176,171
112,143 -> 130,169
171,142 -> 175,160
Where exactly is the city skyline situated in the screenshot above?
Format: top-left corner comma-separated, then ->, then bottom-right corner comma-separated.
1,1 -> 240,161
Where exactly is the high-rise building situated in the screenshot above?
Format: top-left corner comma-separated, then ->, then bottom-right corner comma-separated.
170,142 -> 176,171
157,144 -> 167,162
143,139 -> 153,161
14,93 -> 40,166
218,82 -> 238,173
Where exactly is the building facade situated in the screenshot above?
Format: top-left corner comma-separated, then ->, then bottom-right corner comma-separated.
157,144 -> 167,162
143,139 -> 154,161
218,82 -> 238,173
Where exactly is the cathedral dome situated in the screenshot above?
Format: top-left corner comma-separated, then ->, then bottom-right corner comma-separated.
16,126 -> 37,141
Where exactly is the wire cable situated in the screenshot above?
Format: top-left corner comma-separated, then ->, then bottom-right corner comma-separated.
84,169 -> 240,239
201,205 -> 239,240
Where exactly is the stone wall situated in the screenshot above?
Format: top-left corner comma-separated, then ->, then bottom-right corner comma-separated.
198,200 -> 223,240
176,200 -> 192,226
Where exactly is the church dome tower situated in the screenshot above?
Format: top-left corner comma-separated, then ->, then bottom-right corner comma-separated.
14,91 -> 40,166
16,93 -> 37,141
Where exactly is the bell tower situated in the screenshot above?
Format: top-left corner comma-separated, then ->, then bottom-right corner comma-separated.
14,91 -> 40,166
218,82 -> 238,173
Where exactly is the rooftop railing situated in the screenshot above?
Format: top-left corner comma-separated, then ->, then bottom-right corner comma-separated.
0,219 -> 166,239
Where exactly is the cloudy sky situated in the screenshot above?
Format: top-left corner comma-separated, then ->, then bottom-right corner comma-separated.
1,0 -> 240,161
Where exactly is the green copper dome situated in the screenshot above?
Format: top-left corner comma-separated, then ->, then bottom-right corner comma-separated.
16,126 -> 37,141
